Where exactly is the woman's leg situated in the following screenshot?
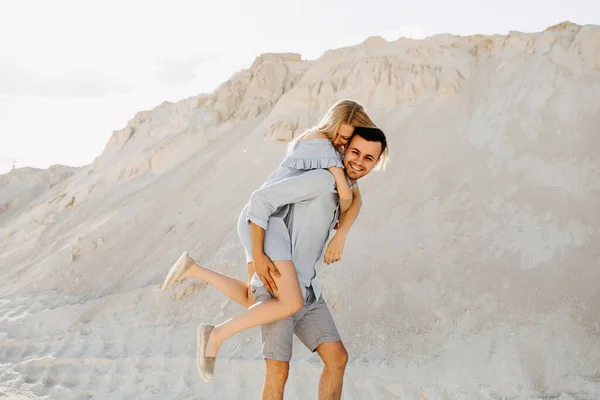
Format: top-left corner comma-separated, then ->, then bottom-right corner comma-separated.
177,261 -> 256,309
204,260 -> 304,358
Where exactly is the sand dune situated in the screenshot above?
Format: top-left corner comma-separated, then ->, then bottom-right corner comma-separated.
1,21 -> 599,399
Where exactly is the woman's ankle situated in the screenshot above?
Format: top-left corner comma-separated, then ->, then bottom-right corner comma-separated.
186,263 -> 205,279
204,326 -> 223,358
210,325 -> 225,348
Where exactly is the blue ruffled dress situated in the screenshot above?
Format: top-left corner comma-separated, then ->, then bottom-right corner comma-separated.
237,139 -> 344,264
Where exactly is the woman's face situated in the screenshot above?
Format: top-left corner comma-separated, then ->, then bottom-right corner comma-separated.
332,123 -> 354,149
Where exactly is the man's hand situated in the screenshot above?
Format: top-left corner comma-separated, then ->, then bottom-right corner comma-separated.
253,252 -> 280,292
324,232 -> 346,265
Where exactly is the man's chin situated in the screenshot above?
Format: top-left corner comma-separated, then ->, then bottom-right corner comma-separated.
346,171 -> 364,180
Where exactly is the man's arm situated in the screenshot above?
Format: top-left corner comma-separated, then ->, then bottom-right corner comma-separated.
249,221 -> 281,291
247,170 -> 335,291
246,169 -> 335,230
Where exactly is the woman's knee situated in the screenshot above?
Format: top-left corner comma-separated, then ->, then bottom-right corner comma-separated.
274,292 -> 303,318
272,260 -> 304,314
287,290 -> 304,314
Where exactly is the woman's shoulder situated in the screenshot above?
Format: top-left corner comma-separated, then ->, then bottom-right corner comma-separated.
281,138 -> 343,171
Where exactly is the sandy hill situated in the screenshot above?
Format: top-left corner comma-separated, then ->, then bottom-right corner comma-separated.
1,21 -> 599,399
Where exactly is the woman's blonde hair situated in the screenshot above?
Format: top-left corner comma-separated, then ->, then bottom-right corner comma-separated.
291,99 -> 375,146
290,99 -> 389,170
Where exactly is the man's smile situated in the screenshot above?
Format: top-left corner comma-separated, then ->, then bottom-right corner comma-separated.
348,162 -> 364,172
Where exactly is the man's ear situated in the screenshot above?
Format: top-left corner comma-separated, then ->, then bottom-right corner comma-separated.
372,155 -> 384,172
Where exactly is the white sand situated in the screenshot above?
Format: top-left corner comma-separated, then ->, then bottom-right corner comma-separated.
1,21 -> 599,399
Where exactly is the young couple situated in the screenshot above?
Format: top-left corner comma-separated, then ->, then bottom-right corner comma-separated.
162,99 -> 389,400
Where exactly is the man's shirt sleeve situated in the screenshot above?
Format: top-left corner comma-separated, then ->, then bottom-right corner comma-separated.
246,170 -> 335,230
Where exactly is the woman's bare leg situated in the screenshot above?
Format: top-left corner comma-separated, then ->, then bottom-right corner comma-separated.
177,262 -> 256,309
204,260 -> 303,358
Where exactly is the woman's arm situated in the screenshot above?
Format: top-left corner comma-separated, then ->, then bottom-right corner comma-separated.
327,166 -> 353,215
336,185 -> 362,236
323,185 -> 363,264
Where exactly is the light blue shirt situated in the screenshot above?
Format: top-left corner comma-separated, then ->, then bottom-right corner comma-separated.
246,169 -> 339,299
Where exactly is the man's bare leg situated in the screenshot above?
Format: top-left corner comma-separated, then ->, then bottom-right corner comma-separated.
262,359 -> 289,400
316,341 -> 348,400
177,261 -> 255,308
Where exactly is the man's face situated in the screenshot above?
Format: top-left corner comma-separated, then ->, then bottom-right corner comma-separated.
343,135 -> 382,180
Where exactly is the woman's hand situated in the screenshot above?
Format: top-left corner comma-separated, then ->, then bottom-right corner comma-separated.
324,232 -> 346,265
253,252 -> 280,292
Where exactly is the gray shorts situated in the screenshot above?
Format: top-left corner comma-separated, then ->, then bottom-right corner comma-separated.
251,285 -> 342,362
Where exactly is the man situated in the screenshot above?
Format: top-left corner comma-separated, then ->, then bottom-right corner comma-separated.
247,126 -> 388,400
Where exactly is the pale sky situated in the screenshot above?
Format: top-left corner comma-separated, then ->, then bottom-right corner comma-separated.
0,0 -> 598,174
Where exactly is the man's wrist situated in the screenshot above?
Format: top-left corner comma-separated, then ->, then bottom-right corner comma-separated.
252,248 -> 265,258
